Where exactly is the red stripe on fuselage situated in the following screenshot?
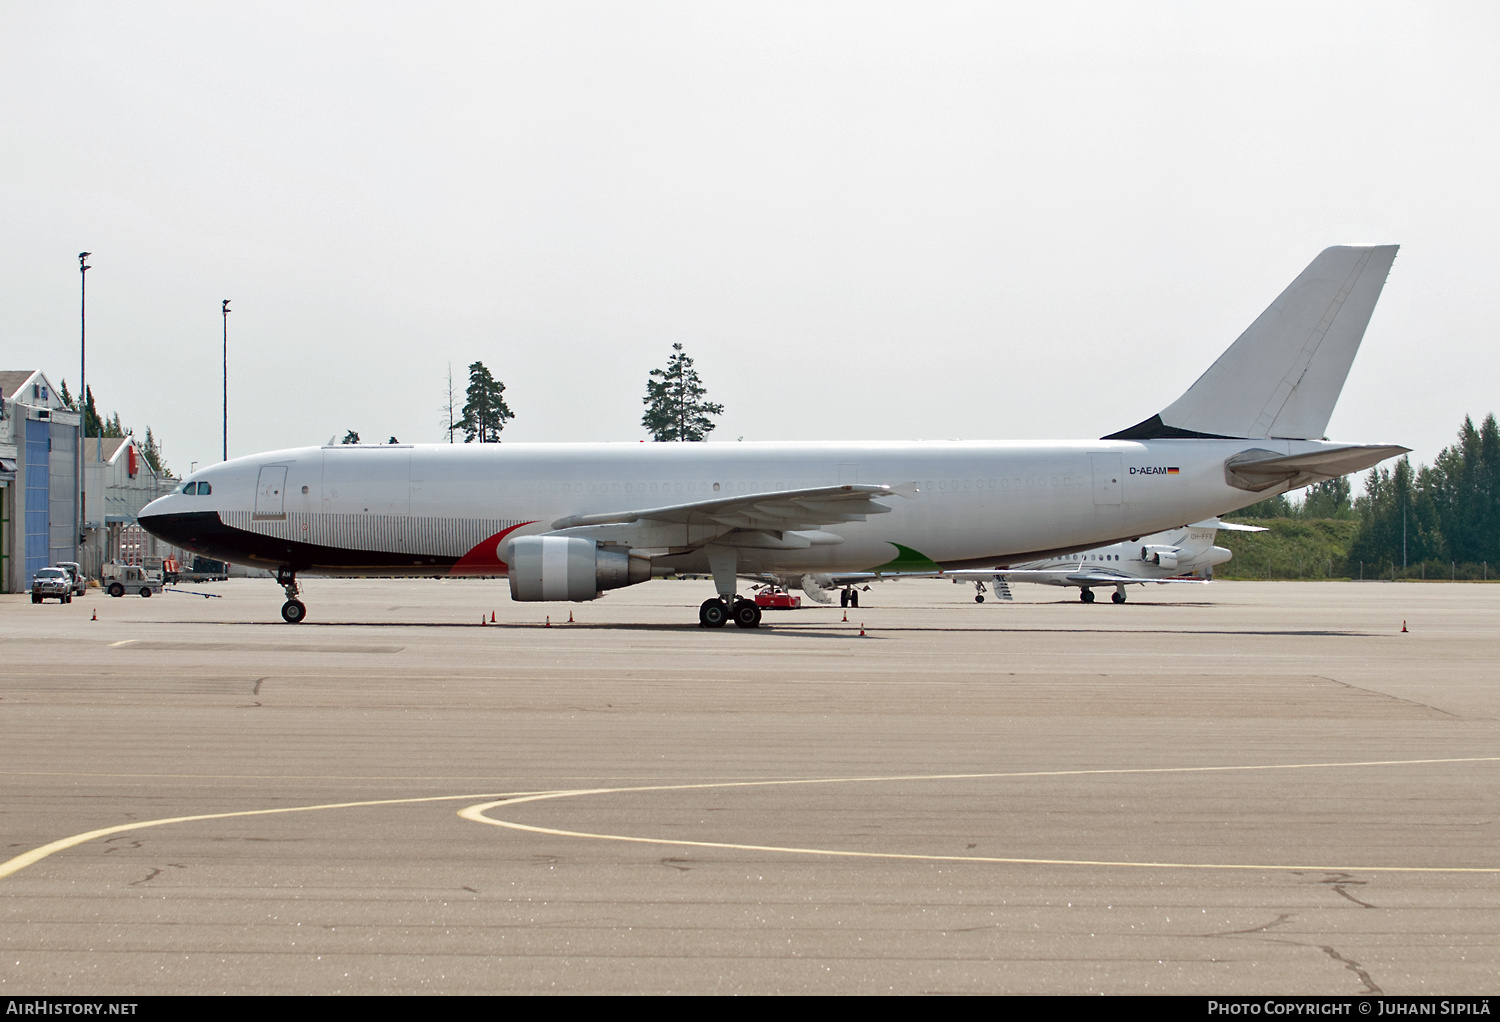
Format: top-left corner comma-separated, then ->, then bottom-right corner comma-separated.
450,522 -> 535,576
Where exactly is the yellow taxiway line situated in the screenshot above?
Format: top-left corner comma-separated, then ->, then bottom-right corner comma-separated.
4,756 -> 1498,881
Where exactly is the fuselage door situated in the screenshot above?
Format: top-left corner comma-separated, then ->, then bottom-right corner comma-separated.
1090,453 -> 1123,505
255,465 -> 289,519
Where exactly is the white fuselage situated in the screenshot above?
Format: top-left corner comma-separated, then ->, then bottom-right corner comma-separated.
1002,524 -> 1232,585
141,437 -> 1323,579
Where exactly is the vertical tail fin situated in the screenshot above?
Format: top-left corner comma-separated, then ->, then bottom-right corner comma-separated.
1107,245 -> 1399,441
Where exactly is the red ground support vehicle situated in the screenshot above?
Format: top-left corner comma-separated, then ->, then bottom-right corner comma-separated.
754,589 -> 802,610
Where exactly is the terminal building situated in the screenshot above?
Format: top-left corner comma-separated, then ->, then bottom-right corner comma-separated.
1,369 -> 180,592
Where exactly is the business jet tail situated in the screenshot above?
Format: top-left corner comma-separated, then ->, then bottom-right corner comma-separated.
1105,245 -> 1399,441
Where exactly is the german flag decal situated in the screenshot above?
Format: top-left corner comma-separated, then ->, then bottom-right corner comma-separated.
1167,467 -> 1180,474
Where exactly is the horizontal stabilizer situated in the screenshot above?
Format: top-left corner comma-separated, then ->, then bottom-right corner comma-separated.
1224,444 -> 1409,492
1107,245 -> 1399,441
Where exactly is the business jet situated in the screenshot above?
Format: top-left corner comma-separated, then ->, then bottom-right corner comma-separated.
785,517 -> 1266,606
139,245 -> 1407,627
960,517 -> 1267,604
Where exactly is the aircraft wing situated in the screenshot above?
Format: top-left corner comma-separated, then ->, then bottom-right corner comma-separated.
882,566 -> 1208,586
550,482 -> 915,532
1188,518 -> 1269,532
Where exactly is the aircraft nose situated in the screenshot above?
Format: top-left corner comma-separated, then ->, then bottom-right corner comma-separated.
138,510 -> 220,549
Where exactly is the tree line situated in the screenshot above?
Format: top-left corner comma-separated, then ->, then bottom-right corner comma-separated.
1234,412 -> 1500,578
348,346 -> 727,446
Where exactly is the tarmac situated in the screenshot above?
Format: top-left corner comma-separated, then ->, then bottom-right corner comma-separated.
2,575 -> 1498,995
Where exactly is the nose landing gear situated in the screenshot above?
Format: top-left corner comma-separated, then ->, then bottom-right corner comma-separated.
278,567 -> 307,624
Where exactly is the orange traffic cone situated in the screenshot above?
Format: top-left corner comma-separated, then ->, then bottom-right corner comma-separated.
481,615 -> 486,625
91,608 -> 97,621
858,622 -> 866,636
842,609 -> 848,622
568,611 -> 574,623
545,615 -> 551,628
491,611 -> 496,622
1402,620 -> 1408,632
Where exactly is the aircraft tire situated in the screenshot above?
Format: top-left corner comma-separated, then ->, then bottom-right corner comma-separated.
1080,589 -> 1095,603
850,590 -> 859,608
281,599 -> 308,624
732,599 -> 761,628
698,598 -> 729,628
975,594 -> 984,603
1112,590 -> 1127,604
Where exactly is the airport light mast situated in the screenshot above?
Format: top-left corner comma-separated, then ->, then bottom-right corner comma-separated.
222,299 -> 230,462
77,251 -> 90,569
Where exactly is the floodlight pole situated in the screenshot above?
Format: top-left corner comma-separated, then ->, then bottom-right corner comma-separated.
222,299 -> 231,462
77,252 -> 90,568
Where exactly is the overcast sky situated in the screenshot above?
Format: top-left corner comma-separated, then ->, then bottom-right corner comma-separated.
3,2 -> 1496,479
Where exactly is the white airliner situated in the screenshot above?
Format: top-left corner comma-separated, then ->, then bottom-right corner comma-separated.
788,517 -> 1267,607
140,245 -> 1407,627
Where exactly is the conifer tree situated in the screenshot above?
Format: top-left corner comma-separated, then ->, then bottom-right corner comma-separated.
641,343 -> 724,442
460,361 -> 513,443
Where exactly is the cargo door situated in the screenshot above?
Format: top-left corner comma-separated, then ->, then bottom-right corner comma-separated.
254,465 -> 288,519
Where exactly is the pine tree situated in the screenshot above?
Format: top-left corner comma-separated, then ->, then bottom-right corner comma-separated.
141,427 -> 168,475
460,361 -> 513,443
641,343 -> 724,442
82,386 -> 105,439
341,430 -> 361,445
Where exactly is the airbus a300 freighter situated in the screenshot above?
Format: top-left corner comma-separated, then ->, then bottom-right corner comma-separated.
140,245 -> 1408,627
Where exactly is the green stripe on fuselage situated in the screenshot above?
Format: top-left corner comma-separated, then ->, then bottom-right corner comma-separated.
870,543 -> 943,573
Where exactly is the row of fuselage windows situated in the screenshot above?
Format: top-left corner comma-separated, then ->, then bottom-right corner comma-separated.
213,475 -> 1088,500
514,476 -> 1089,497
180,481 -> 212,495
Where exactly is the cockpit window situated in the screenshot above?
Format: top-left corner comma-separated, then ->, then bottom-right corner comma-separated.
181,481 -> 195,494
200,482 -> 211,495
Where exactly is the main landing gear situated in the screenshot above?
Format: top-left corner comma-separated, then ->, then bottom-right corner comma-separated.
699,597 -> 762,629
839,587 -> 860,608
696,544 -> 760,629
1079,587 -> 1128,604
278,567 -> 307,624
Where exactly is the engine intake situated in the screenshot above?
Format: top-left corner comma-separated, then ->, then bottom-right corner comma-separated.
507,535 -> 652,602
1140,545 -> 1181,570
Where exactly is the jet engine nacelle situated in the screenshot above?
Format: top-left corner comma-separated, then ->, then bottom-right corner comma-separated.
507,536 -> 652,602
1140,545 -> 1181,570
